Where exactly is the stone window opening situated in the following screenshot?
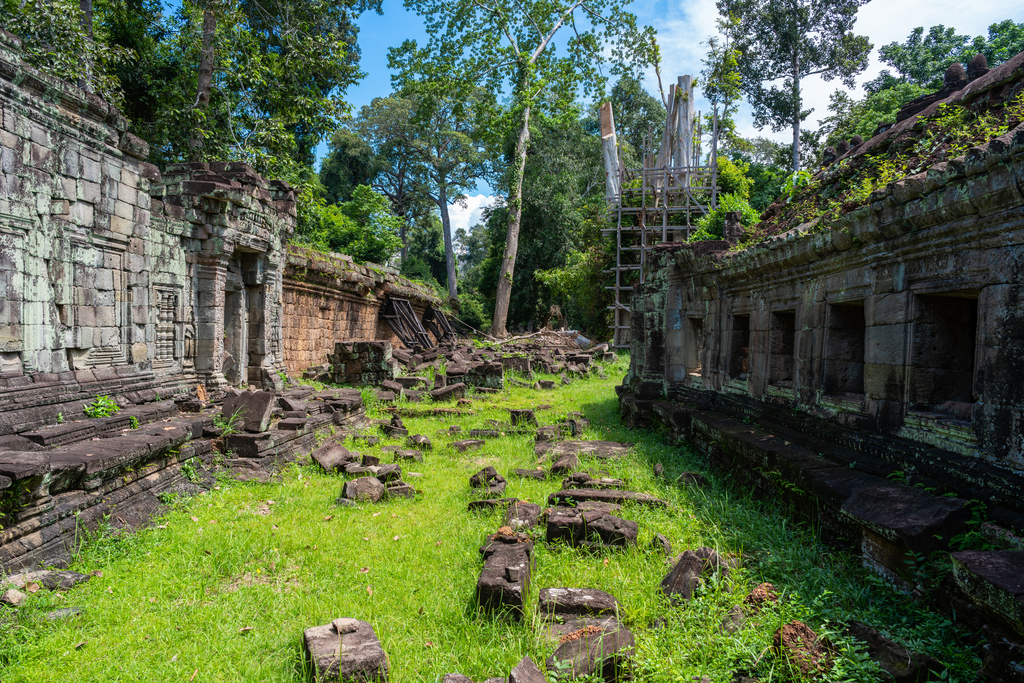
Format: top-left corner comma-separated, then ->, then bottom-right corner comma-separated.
909,293 -> 978,421
728,314 -> 751,380
768,311 -> 797,388
823,303 -> 866,398
686,317 -> 704,377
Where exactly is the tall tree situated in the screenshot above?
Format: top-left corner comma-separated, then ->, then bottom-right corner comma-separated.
718,0 -> 872,172
391,0 -> 652,337
700,15 -> 743,150
603,76 -> 666,166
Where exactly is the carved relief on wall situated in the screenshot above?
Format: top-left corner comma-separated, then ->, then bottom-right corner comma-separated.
153,288 -> 181,369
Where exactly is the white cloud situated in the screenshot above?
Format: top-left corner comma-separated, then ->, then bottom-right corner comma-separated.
635,0 -> 1019,144
448,194 -> 497,235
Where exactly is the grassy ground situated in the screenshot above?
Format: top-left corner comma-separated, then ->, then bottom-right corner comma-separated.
0,355 -> 979,682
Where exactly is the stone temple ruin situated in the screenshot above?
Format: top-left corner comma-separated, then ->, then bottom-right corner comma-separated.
619,51 -> 1024,680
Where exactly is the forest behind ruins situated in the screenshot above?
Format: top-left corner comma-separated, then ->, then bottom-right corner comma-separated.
5,0 -> 1022,341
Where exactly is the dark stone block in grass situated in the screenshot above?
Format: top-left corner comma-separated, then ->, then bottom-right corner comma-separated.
844,620 -> 942,682
661,547 -> 729,602
452,440 -> 486,452
506,502 -> 543,530
469,498 -> 519,513
4,569 -> 90,592
361,454 -> 380,467
509,656 -> 546,683
407,434 -> 432,450
277,417 -> 307,431
515,468 -> 547,480
431,382 -> 467,402
222,390 -> 275,433
351,435 -> 379,447
477,533 -> 533,616
539,588 -> 620,617
545,620 -> 634,682
375,464 -> 402,483
311,441 -> 354,474
385,482 -> 416,499
651,533 -> 672,558
536,424 -> 572,442
394,450 -> 423,462
303,618 -> 389,682
376,390 -> 398,403
550,452 -> 578,476
549,489 -> 666,508
343,476 -> 385,503
720,605 -> 745,634
469,429 -> 503,439
509,409 -> 537,427
535,441 -> 631,462
587,515 -> 637,547
441,675 -> 474,683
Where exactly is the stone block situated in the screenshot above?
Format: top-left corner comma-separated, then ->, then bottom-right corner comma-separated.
302,618 -> 388,682
222,390 -> 276,433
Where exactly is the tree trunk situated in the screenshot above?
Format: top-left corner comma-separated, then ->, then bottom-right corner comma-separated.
77,0 -> 94,93
190,1 -> 218,160
791,51 -> 800,173
437,183 -> 458,301
489,102 -> 531,339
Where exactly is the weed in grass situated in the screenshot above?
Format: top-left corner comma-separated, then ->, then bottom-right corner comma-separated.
0,364 -> 977,682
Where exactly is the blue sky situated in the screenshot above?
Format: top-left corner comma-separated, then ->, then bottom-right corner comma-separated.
333,0 -> 1022,233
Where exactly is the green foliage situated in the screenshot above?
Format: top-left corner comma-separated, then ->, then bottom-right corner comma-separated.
179,459 -> 201,483
689,193 -> 761,242
822,82 -> 928,148
717,0 -> 872,171
129,416 -> 140,429
604,76 -> 666,166
2,0 -> 131,108
716,156 -> 752,199
319,129 -> 377,205
745,161 -> 789,211
83,396 -> 120,418
866,21 -> 1024,93
782,171 -> 813,203
455,291 -> 492,333
213,407 -> 245,437
700,15 -> 744,149
301,185 -> 404,264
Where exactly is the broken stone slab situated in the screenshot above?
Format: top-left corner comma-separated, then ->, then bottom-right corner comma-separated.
385,482 -> 416,499
841,483 -> 971,555
951,550 -> 1024,637
376,390 -> 398,403
343,463 -> 370,475
844,620 -> 942,682
362,454 -> 380,467
477,532 -> 533,616
407,434 -> 432,450
343,477 -> 385,503
587,514 -> 638,547
515,468 -> 547,480
549,489 -> 667,508
452,440 -> 486,453
470,466 -> 502,488
538,588 -> 620,617
404,390 -> 424,402
222,390 -> 276,433
311,441 -> 355,474
45,607 -> 84,621
651,533 -> 672,558
551,452 -> 579,476
509,656 -> 546,683
431,382 -> 467,402
396,376 -> 429,390
394,450 -> 423,462
720,605 -> 745,634
538,380 -> 556,389
545,506 -> 636,548
545,620 -> 635,682
570,477 -> 627,491
468,429 -> 503,439
535,441 -> 631,462
277,417 -> 307,431
0,588 -> 26,607
375,464 -> 402,483
506,502 -> 543,530
661,547 -> 730,602
536,424 -> 572,442
509,409 -> 537,427
469,498 -> 520,513
279,397 -> 308,414
381,380 -> 404,394
303,617 -> 388,682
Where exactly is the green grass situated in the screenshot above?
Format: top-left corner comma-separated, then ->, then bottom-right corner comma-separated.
0,355 -> 979,682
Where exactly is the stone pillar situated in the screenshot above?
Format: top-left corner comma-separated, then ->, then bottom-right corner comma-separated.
724,211 -> 743,245
193,255 -> 229,387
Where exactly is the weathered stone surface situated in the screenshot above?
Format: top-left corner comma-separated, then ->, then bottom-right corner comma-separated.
223,391 -> 276,433
661,547 -> 729,601
452,440 -> 486,452
4,570 -> 90,591
841,484 -> 971,554
303,618 -> 388,682
509,409 -> 537,427
407,434 -> 432,450
394,450 -> 423,462
545,621 -> 635,682
385,482 -> 416,499
375,464 -> 402,483
312,441 -> 354,474
1,588 -> 27,607
506,502 -> 543,530
508,656 -> 545,683
441,675 -> 474,683
469,498 -> 519,512
720,605 -> 745,634
477,532 -> 533,615
539,588 -> 620,616
432,383 -> 467,401
536,441 -> 631,461
343,477 -> 385,503
549,489 -> 667,508
551,452 -> 579,475
651,533 -> 672,557
951,550 -> 1024,637
845,620 -> 941,682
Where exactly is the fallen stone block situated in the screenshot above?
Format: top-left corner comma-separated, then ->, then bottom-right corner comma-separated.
506,502 -> 543,530
535,441 -> 631,461
477,530 -> 533,616
303,617 -> 388,682
539,588 -> 620,617
385,482 -> 416,499
545,620 -> 634,682
470,467 -> 507,495
222,390 -> 275,433
394,450 -> 423,462
515,468 -> 547,480
549,489 -> 667,508
538,380 -> 556,389
661,547 -> 729,602
951,550 -> 1024,638
845,620 -> 941,682
343,477 -> 385,503
311,441 -> 354,474
509,409 -> 537,427
375,464 -> 402,483
407,434 -> 432,450
469,497 -> 519,513
551,452 -> 579,476
509,656 -> 546,683
452,439 -> 486,453
431,383 -> 467,402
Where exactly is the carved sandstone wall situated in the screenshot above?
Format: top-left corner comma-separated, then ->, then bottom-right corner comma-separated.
281,245 -> 440,376
0,29 -> 295,436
